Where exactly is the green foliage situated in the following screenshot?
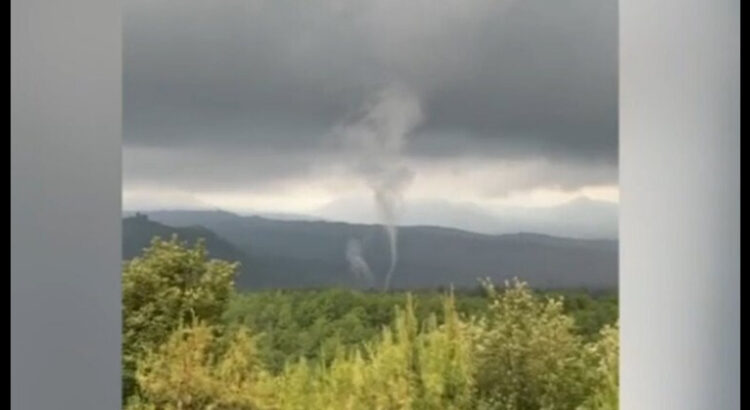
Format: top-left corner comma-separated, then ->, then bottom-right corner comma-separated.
473,279 -> 600,409
122,236 -> 239,400
247,293 -> 476,410
128,321 -> 275,410
123,236 -> 619,409
222,288 -> 488,373
579,323 -> 619,410
413,295 -> 477,409
554,291 -> 619,340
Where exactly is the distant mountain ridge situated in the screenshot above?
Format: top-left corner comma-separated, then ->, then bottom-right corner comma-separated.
312,196 -> 618,240
122,213 -> 246,262
123,210 -> 618,291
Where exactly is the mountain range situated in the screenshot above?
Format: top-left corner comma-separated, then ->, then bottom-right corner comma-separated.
313,196 -> 618,239
123,210 -> 618,291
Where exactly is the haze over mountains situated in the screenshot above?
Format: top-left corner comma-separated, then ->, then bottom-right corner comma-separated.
125,196 -> 617,239
313,196 -> 617,240
123,210 -> 617,291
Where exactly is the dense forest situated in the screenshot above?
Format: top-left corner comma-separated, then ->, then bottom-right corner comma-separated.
122,236 -> 618,409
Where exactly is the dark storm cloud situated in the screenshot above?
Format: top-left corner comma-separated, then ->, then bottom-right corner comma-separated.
124,0 -> 618,186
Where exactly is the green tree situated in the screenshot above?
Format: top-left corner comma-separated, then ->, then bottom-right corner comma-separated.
122,236 -> 238,401
474,279 -> 596,410
579,323 -> 619,410
128,321 -> 275,410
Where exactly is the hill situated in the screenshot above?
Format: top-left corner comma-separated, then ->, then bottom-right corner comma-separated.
122,213 -> 246,263
124,210 -> 618,291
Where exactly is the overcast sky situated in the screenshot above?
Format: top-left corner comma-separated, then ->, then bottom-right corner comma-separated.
123,0 -> 618,238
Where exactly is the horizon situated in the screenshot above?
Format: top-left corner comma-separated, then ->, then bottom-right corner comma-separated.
122,205 -> 619,242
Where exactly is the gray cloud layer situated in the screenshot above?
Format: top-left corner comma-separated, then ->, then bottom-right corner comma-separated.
123,0 -> 618,231
125,0 -> 617,156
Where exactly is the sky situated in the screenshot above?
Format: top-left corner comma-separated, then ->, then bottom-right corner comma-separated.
123,0 -> 618,239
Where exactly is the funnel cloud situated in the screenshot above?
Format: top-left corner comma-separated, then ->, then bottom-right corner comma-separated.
346,238 -> 374,285
337,85 -> 423,290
